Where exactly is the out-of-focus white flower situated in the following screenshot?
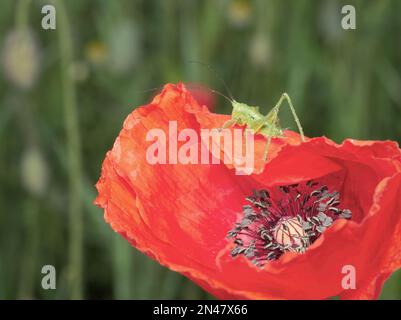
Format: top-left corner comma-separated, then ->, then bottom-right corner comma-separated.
21,146 -> 49,197
318,0 -> 343,44
227,0 -> 252,28
249,34 -> 272,68
106,20 -> 141,75
2,29 -> 40,90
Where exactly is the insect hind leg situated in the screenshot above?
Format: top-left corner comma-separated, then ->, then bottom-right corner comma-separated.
273,93 -> 305,142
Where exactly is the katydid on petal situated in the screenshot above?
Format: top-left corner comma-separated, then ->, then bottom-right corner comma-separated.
220,93 -> 305,161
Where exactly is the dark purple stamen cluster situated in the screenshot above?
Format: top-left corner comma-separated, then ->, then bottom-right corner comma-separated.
227,180 -> 352,267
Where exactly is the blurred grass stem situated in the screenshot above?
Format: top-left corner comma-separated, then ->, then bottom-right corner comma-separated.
52,0 -> 84,299
15,0 -> 31,30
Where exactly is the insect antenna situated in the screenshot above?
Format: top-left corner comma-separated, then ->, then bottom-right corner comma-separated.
136,83 -> 234,107
135,86 -> 164,94
185,83 -> 234,104
186,60 -> 235,101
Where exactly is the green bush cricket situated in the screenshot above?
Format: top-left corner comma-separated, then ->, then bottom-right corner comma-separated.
220,93 -> 305,161
187,61 -> 306,161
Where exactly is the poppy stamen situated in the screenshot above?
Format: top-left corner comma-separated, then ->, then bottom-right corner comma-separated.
227,180 -> 352,267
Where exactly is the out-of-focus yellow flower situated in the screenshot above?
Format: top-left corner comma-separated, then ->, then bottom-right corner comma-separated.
2,29 -> 40,90
85,41 -> 108,65
21,146 -> 49,197
227,0 -> 252,28
249,34 -> 272,68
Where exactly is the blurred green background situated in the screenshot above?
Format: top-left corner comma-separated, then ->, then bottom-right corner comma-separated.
0,0 -> 401,299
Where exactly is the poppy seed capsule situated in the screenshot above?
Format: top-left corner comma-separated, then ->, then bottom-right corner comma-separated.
273,217 -> 306,249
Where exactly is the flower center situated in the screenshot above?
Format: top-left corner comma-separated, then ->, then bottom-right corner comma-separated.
227,180 -> 352,267
273,217 -> 307,251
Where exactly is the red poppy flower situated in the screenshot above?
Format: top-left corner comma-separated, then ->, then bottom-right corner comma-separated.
95,83 -> 401,300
